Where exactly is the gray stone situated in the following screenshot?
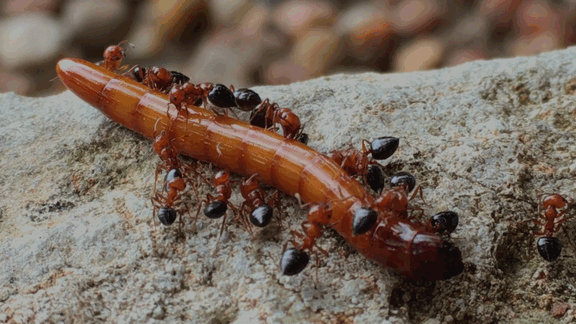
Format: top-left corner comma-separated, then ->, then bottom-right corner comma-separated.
1,47 -> 575,322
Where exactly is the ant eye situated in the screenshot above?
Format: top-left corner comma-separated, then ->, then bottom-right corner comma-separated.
390,171 -> 416,193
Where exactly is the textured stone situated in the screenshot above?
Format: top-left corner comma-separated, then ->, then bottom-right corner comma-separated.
1,47 -> 576,323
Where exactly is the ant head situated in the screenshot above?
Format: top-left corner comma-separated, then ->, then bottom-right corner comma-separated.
170,84 -> 185,104
390,171 -> 416,193
214,170 -> 230,184
542,194 -> 568,210
103,45 -> 123,61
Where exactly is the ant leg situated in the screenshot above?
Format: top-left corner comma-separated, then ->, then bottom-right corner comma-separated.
560,224 -> 576,250
212,211 -> 228,256
409,185 -> 427,205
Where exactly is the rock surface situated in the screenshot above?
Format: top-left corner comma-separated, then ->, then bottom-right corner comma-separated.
1,47 -> 576,323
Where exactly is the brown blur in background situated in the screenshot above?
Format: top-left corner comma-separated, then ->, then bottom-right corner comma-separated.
0,0 -> 574,97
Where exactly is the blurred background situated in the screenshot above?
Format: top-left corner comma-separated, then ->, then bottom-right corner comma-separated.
1,0 -> 575,97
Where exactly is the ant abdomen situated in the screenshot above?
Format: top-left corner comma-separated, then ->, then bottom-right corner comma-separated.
370,137 -> 399,160
204,200 -> 227,219
158,207 -> 177,226
233,88 -> 262,111
366,165 -> 385,193
281,248 -> 310,276
208,84 -> 237,109
390,171 -> 416,193
250,204 -> 273,227
352,207 -> 378,236
537,237 -> 562,262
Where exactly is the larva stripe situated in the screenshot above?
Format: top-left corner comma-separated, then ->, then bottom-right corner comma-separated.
56,58 -> 463,281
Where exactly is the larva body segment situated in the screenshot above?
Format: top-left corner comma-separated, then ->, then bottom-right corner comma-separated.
56,58 -> 463,281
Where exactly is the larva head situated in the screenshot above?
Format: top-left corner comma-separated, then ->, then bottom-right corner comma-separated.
368,220 -> 463,281
409,235 -> 464,281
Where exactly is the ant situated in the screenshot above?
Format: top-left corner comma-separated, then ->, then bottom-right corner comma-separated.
248,98 -> 303,140
239,174 -> 282,231
328,137 -> 399,192
98,41 -> 133,72
529,193 -> 574,261
372,172 -> 459,235
233,87 -> 310,143
195,162 -> 238,252
180,83 -> 237,115
128,65 -> 191,94
151,118 -> 206,227
281,203 -> 331,276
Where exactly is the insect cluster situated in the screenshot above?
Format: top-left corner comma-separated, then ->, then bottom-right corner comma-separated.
57,42 -> 574,285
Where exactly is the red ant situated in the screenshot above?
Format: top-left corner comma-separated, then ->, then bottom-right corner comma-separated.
328,137 -> 399,192
529,193 -> 574,261
371,172 -> 459,235
151,118 -> 206,227
239,174 -> 282,232
233,87 -> 311,143
248,98 -> 303,140
281,202 -> 331,276
196,166 -> 238,252
98,41 -> 133,72
180,82 -> 237,115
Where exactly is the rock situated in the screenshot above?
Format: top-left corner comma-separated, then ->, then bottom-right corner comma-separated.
1,47 -> 576,322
